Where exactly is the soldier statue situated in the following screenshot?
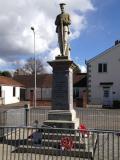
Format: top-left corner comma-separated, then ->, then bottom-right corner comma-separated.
55,3 -> 71,57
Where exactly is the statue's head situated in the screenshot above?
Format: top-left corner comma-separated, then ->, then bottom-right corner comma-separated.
60,3 -> 66,13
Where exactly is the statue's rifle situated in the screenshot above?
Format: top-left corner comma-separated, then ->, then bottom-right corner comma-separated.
61,18 -> 64,56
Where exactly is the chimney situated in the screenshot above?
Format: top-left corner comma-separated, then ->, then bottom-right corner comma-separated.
115,40 -> 119,46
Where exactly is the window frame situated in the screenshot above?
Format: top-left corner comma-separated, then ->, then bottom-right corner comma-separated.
13,87 -> 16,97
0,86 -> 1,97
98,63 -> 107,73
104,89 -> 110,98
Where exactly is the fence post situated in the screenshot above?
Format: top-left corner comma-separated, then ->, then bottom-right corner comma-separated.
24,104 -> 30,126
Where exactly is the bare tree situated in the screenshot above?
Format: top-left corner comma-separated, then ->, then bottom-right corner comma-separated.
15,57 -> 46,75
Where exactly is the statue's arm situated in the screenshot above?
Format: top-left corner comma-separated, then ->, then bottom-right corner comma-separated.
63,14 -> 71,25
55,15 -> 59,26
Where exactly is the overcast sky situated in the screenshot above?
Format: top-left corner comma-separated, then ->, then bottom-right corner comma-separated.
0,0 -> 120,72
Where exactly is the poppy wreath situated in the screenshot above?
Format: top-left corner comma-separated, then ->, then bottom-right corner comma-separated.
60,136 -> 73,150
79,124 -> 89,137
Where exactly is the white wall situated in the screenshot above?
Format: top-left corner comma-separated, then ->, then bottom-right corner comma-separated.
88,44 -> 120,105
2,86 -> 20,105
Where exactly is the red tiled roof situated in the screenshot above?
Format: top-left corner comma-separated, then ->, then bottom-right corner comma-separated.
14,73 -> 87,88
73,73 -> 87,87
0,76 -> 24,87
14,74 -> 52,88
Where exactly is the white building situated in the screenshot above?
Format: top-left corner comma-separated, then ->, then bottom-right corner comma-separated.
0,76 -> 24,105
86,40 -> 120,107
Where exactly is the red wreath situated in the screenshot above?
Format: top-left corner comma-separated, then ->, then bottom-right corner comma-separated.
79,124 -> 89,137
60,136 -> 73,150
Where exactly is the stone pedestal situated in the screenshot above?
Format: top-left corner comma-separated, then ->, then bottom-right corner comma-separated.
48,58 -> 74,110
43,57 -> 79,129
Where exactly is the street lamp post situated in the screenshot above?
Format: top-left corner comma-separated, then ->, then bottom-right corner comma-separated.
31,27 -> 36,108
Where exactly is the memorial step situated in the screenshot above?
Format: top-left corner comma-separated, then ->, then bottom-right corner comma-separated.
12,130 -> 97,159
14,146 -> 94,159
42,132 -> 81,141
43,119 -> 79,130
48,110 -> 76,121
21,139 -> 85,149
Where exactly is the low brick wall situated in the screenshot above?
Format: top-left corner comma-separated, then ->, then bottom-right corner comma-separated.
30,100 -> 51,107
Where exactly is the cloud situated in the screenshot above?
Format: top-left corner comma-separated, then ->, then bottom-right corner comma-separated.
74,57 -> 87,73
80,65 -> 87,73
38,47 -> 60,73
0,0 -> 95,70
59,0 -> 94,12
70,13 -> 87,39
0,58 -> 27,71
0,58 -> 7,67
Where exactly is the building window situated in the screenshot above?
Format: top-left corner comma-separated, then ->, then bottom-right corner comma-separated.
13,87 -> 16,97
98,63 -> 107,73
0,86 -> 1,97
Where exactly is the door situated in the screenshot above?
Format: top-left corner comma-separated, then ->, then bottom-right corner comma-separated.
20,89 -> 26,101
30,90 -> 34,106
103,87 -> 112,106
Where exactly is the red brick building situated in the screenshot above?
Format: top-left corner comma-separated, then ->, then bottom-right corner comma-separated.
14,73 -> 87,107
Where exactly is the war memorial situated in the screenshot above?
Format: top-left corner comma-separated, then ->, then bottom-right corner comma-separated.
20,4 -> 96,159
44,3 -> 79,129
8,4 -> 97,159
0,3 -> 120,160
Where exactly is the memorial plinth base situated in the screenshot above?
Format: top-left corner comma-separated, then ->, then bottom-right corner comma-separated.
43,110 -> 79,129
45,57 -> 79,129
